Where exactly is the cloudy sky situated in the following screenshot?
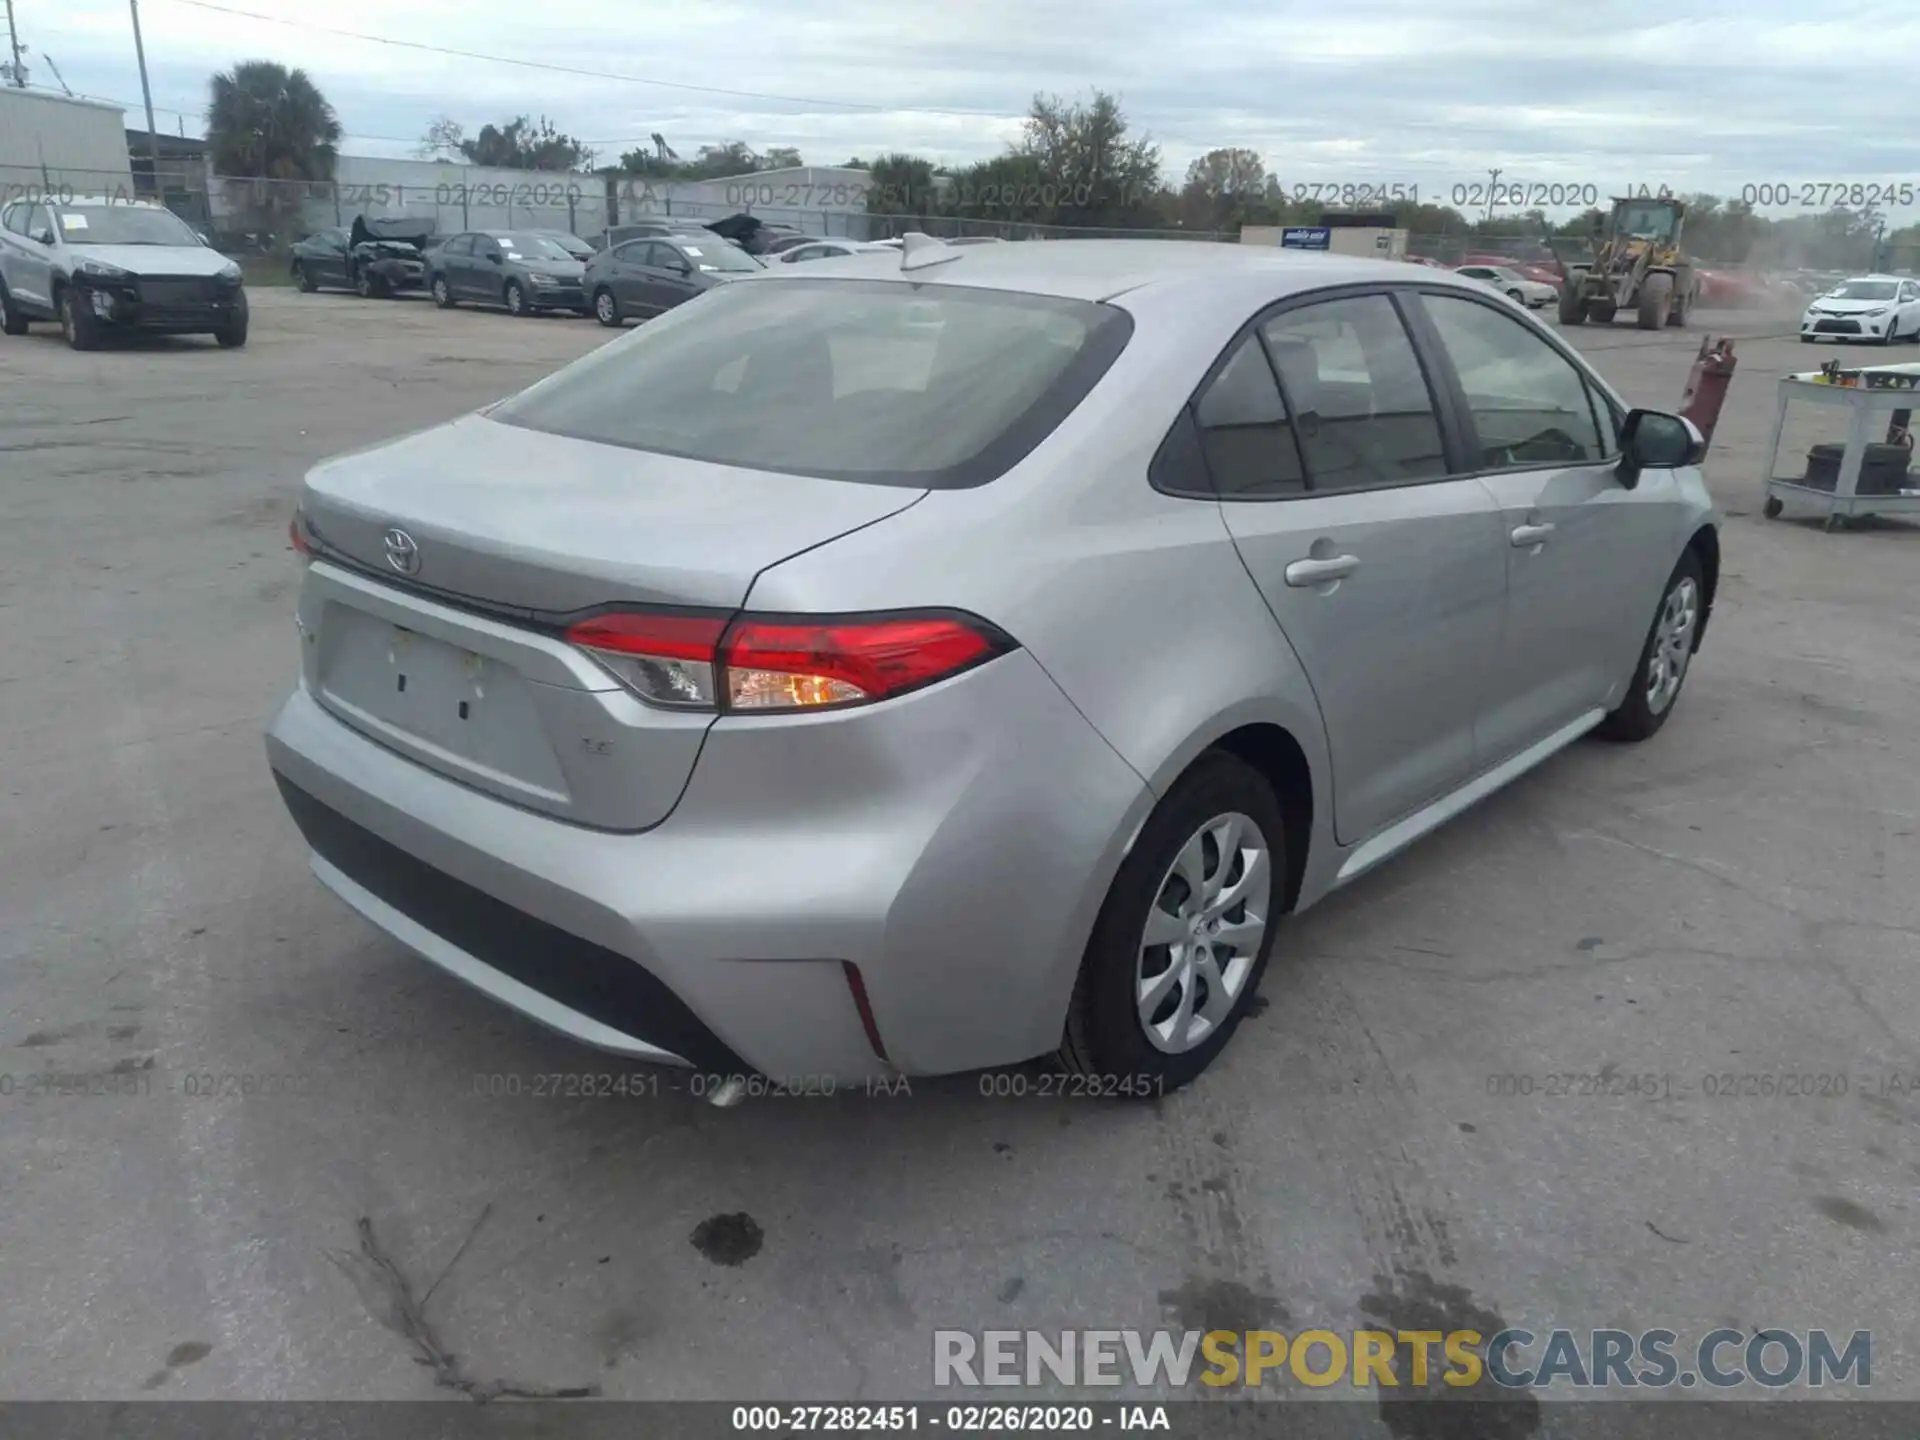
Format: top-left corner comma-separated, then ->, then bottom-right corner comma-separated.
21,0 -> 1920,217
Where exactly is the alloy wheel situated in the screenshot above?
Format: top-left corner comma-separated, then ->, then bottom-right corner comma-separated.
1644,576 -> 1699,715
1134,812 -> 1271,1054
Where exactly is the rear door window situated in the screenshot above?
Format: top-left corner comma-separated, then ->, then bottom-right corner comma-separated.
489,279 -> 1133,488
1192,336 -> 1306,497
1258,294 -> 1449,492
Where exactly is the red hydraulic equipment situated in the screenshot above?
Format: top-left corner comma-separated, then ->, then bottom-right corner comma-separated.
1678,335 -> 1737,453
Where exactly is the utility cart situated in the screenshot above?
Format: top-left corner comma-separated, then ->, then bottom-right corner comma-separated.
1762,361 -> 1920,530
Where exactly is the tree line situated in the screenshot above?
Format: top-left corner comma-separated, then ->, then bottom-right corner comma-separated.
205,61 -> 1912,270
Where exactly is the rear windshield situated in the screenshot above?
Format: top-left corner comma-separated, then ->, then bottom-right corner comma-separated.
488,278 -> 1134,488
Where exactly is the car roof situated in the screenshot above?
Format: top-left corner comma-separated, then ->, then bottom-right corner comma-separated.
741,238 -> 1497,305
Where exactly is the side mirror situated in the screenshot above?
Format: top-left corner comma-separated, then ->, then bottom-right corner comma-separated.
487,251 -> 503,264
196,231 -> 211,245
1617,409 -> 1704,487
33,228 -> 55,246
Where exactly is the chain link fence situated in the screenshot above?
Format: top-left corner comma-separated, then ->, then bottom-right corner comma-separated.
13,163 -> 1896,297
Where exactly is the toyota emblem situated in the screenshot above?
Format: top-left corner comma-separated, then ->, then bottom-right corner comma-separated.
383,527 -> 421,576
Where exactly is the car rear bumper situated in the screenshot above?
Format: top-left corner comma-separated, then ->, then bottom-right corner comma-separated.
264,649 -> 1150,1083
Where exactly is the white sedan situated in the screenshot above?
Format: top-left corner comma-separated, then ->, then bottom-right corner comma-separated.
1800,274 -> 1920,344
775,240 -> 899,264
1454,264 -> 1558,309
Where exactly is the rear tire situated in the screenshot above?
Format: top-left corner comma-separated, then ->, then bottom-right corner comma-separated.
1763,495 -> 1784,519
59,287 -> 101,351
1638,272 -> 1673,330
1507,288 -> 1525,304
215,313 -> 248,348
431,275 -> 456,308
593,287 -> 622,327
1059,752 -> 1286,1096
355,271 -> 373,299
0,282 -> 28,335
293,260 -> 317,293
1596,550 -> 1704,743
1558,276 -> 1587,325
504,281 -> 527,316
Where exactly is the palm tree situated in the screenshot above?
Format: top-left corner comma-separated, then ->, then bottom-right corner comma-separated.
207,60 -> 341,180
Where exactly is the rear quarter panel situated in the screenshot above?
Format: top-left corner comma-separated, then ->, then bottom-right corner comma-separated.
744,279 -> 1342,924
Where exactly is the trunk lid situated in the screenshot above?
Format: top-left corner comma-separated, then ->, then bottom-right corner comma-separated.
300,413 -> 922,614
296,413 -> 925,829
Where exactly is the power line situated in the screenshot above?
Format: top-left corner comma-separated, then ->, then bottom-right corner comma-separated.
4,79 -> 957,159
158,0 -> 1016,120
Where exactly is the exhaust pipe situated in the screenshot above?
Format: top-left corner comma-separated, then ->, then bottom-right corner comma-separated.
702,1074 -> 749,1108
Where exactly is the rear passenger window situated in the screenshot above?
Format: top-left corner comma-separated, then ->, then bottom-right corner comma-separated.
1259,295 -> 1448,492
1192,336 -> 1306,496
1419,292 -> 1608,468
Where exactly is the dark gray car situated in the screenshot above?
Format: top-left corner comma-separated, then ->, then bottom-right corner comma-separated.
427,231 -> 588,316
585,233 -> 764,327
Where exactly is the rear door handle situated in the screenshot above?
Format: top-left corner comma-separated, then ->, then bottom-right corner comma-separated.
1284,554 -> 1360,587
1510,522 -> 1555,547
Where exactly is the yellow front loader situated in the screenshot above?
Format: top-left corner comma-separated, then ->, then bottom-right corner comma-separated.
1556,196 -> 1699,330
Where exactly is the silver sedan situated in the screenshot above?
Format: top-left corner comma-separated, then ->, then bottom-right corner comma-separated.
267,237 -> 1719,1094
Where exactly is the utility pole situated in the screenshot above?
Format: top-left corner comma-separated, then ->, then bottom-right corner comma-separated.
128,0 -> 162,190
1485,167 -> 1501,223
5,0 -> 26,87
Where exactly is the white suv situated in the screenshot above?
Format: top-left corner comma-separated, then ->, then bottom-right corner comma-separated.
0,195 -> 249,350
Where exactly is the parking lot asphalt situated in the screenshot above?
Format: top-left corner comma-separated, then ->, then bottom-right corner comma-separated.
2,289 -> 1916,1413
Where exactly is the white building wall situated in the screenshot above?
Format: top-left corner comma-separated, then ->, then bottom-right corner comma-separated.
206,155 -> 613,239
198,157 -> 884,244
0,91 -> 134,196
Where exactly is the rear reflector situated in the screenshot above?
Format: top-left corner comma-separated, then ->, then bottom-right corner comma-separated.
563,609 -> 1013,713
842,961 -> 891,1063
288,513 -> 313,559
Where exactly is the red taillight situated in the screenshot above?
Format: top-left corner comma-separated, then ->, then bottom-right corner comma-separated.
562,609 -> 1011,713
288,513 -> 312,558
722,615 -> 1000,710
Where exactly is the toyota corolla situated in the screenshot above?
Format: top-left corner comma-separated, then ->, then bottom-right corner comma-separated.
266,237 -> 1719,1094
